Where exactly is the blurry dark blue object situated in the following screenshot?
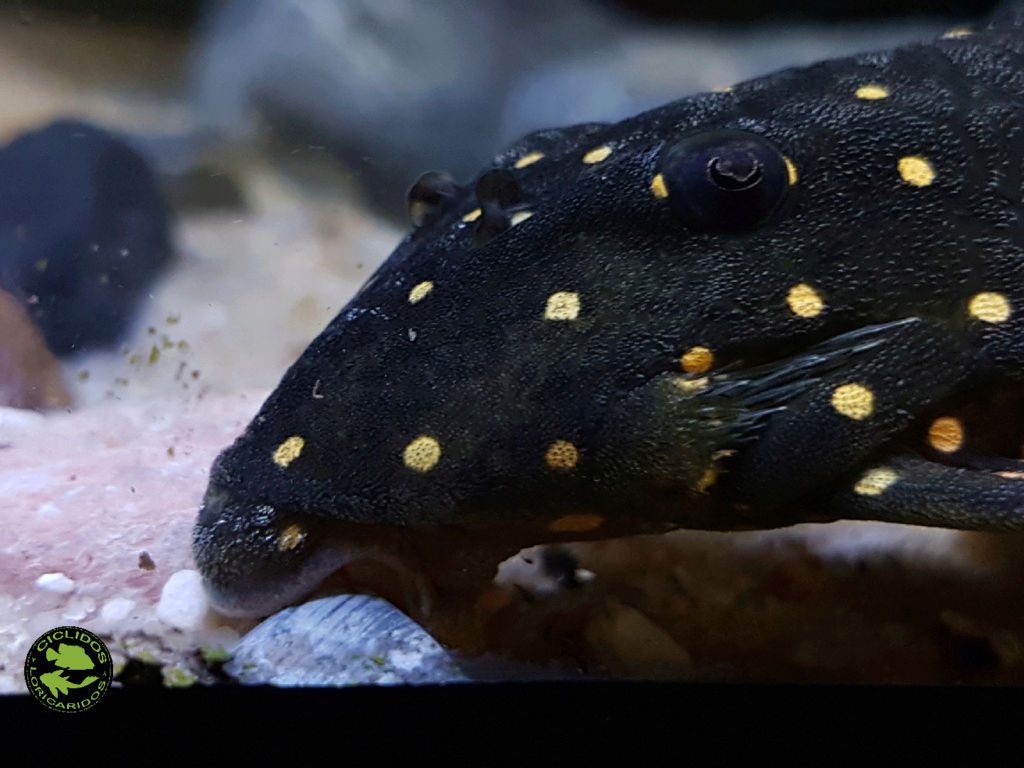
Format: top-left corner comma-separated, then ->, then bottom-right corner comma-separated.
187,0 -> 951,222
0,120 -> 173,355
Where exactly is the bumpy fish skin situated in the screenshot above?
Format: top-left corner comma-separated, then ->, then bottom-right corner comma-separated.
194,9 -> 1024,619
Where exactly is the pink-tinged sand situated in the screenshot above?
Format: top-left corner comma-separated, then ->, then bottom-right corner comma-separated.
0,392 -> 267,691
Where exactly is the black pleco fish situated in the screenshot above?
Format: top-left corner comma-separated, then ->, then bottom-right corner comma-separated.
194,7 -> 1024,627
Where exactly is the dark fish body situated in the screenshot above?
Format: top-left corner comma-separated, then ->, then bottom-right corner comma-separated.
194,8 -> 1024,620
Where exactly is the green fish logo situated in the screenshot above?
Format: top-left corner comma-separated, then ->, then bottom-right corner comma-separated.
25,626 -> 113,713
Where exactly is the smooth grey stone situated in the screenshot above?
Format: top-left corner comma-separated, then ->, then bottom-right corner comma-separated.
225,595 -> 469,686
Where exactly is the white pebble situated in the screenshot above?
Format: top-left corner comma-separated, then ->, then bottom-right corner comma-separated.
156,570 -> 208,630
35,502 -> 62,520
0,406 -> 46,431
35,572 -> 75,594
101,597 -> 136,622
62,596 -> 96,622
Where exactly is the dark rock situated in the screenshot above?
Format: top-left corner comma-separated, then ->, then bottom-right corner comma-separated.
0,119 -> 173,355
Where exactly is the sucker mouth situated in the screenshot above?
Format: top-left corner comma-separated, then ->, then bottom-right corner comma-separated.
193,486 -> 428,619
192,480 -> 636,631
192,491 -> 345,618
192,485 -> 467,619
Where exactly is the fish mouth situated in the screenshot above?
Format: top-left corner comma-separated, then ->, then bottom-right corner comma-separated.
190,486 -> 439,620
191,484 -> 566,624
192,486 -> 355,618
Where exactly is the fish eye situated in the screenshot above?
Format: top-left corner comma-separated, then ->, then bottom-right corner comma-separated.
658,130 -> 789,232
407,170 -> 461,228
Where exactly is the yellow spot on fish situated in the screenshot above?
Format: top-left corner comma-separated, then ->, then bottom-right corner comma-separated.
942,26 -> 972,39
695,467 -> 718,493
672,376 -> 708,395
831,383 -> 875,420
272,436 -> 305,468
514,151 -> 545,169
650,173 -> 668,199
545,291 -> 580,321
408,281 -> 434,304
582,145 -> 612,164
545,440 -> 579,469
783,156 -> 798,185
462,208 -> 482,222
996,471 -> 1024,480
277,524 -> 305,551
787,283 -> 824,318
712,85 -> 734,93
898,155 -> 935,187
968,292 -> 1011,323
403,435 -> 441,472
549,513 -> 604,532
855,84 -> 889,100
928,416 -> 964,454
681,346 -> 714,374
509,211 -> 533,226
853,467 -> 899,496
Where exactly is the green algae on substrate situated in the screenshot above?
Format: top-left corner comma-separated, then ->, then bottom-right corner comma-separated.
200,644 -> 232,664
162,665 -> 197,688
